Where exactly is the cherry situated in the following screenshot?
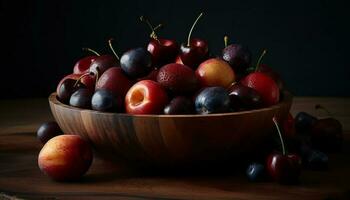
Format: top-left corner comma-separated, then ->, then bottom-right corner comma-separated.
37,121 -> 62,144
73,55 -> 97,75
180,13 -> 208,69
75,44 -> 120,93
56,78 -> 85,103
140,16 -> 179,67
257,64 -> 284,91
228,83 -> 263,111
241,72 -> 279,106
266,117 -> 302,184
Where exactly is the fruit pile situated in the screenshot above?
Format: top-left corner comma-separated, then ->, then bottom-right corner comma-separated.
37,13 -> 343,184
56,13 -> 282,115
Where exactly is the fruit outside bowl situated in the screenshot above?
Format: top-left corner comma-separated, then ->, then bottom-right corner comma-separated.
49,92 -> 292,167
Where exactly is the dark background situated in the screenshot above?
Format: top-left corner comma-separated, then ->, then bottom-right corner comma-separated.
1,0 -> 349,99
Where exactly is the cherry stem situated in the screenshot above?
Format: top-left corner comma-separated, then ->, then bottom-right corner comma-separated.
187,12 -> 204,47
224,35 -> 229,48
255,49 -> 267,72
315,104 -> 332,116
82,48 -> 101,56
108,38 -> 120,60
140,16 -> 159,41
74,72 -> 91,88
272,117 -> 286,156
153,23 -> 163,31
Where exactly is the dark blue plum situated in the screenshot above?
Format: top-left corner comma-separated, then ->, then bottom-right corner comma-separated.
195,87 -> 231,114
295,112 -> 318,134
164,96 -> 195,115
120,47 -> 152,78
69,88 -> 93,109
305,150 -> 329,170
91,89 -> 122,112
37,121 -> 62,144
246,163 -> 265,182
222,44 -> 252,74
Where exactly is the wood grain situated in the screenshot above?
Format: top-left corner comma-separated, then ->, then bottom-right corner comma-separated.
49,92 -> 292,166
0,132 -> 349,200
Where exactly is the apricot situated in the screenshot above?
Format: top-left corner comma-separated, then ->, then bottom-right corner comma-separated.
38,135 -> 93,181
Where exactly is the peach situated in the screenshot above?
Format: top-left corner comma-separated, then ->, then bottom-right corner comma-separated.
38,135 -> 93,181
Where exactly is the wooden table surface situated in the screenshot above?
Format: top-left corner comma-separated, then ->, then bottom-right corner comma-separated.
0,97 -> 350,200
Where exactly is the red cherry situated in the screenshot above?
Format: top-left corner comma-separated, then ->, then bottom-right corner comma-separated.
139,17 -> 179,67
258,64 -> 284,91
180,13 -> 208,69
147,38 -> 179,67
241,72 -> 279,106
73,56 -> 97,74
266,117 -> 302,184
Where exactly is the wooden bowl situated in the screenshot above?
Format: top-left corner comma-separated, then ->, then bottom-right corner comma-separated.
49,92 -> 292,167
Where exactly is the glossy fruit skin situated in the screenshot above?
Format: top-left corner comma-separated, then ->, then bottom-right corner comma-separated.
282,113 -> 296,138
164,96 -> 195,115
266,153 -> 302,184
37,121 -> 62,144
180,38 -> 209,69
57,74 -> 95,95
69,88 -> 93,109
89,55 -> 119,76
241,72 -> 280,106
195,87 -> 231,114
125,80 -> 168,114
257,64 -> 284,91
157,63 -> 198,95
91,89 -> 122,112
228,84 -> 263,111
147,38 -> 179,67
196,58 -> 235,88
38,135 -> 93,181
56,78 -> 85,104
294,112 -> 318,134
311,118 -> 343,152
120,48 -> 153,78
246,163 -> 265,182
222,44 -> 252,74
96,67 -> 134,98
73,56 -> 97,74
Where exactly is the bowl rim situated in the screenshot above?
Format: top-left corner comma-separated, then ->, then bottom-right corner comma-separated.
49,91 -> 292,118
